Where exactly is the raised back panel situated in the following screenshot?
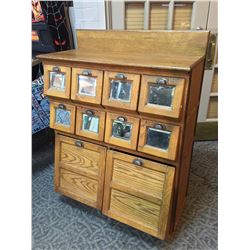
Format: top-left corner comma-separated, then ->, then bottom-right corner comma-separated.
76,30 -> 209,58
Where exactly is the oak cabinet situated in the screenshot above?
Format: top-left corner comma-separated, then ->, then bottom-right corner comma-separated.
38,30 -> 209,240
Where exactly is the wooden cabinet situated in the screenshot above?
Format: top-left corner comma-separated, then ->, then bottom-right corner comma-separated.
71,68 -> 103,105
75,106 -> 106,141
102,71 -> 140,111
138,119 -> 180,161
38,30 -> 209,240
104,112 -> 140,150
50,100 -> 76,134
102,150 -> 175,239
54,134 -> 106,209
138,75 -> 186,119
44,64 -> 71,99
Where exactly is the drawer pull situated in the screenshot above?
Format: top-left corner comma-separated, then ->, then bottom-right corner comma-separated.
133,159 -> 143,167
82,70 -> 92,76
75,140 -> 84,147
156,78 -> 168,85
58,104 -> 66,110
115,73 -> 127,80
85,109 -> 94,116
117,116 -> 127,122
52,66 -> 61,72
154,124 -> 165,130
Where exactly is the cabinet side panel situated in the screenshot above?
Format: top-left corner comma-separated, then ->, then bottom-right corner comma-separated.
171,60 -> 205,233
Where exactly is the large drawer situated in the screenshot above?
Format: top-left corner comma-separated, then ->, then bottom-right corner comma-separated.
102,150 -> 175,239
55,134 -> 106,210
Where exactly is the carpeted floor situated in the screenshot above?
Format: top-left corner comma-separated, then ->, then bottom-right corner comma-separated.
32,141 -> 218,250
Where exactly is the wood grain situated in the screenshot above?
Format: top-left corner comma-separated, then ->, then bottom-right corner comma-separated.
38,30 -> 210,71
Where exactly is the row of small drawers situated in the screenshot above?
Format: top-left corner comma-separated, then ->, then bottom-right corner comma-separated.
50,100 -> 180,161
56,134 -> 175,239
44,64 -> 186,119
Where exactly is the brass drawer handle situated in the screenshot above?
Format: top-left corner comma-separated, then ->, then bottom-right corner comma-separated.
115,73 -> 127,80
85,109 -> 94,116
117,116 -> 127,122
52,66 -> 61,72
156,78 -> 168,85
82,70 -> 92,76
154,123 -> 165,130
58,104 -> 66,110
75,140 -> 84,148
133,159 -> 143,167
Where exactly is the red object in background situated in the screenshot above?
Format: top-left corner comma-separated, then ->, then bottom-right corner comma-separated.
32,0 -> 45,22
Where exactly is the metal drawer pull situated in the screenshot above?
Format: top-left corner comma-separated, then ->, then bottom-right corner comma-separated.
85,109 -> 94,116
82,70 -> 92,76
58,104 -> 66,110
75,140 -> 84,147
52,66 -> 61,72
117,116 -> 127,122
156,78 -> 168,85
154,123 -> 165,130
115,73 -> 127,80
133,159 -> 143,167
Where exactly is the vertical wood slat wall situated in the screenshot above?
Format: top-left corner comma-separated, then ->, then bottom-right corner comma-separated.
149,2 -> 169,30
125,2 -> 145,30
173,2 -> 193,30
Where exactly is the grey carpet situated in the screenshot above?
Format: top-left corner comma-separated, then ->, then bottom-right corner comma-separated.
32,141 -> 218,250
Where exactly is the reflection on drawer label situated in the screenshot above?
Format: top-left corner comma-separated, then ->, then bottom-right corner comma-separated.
55,108 -> 71,126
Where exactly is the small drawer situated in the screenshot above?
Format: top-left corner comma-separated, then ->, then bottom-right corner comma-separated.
55,134 -> 106,209
50,101 -> 76,134
138,75 -> 186,119
104,112 -> 140,150
138,119 -> 180,161
102,150 -> 175,239
102,71 -> 140,111
75,106 -> 106,141
71,68 -> 103,105
44,64 -> 71,99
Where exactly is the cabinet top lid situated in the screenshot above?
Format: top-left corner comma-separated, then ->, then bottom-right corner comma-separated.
38,30 -> 210,71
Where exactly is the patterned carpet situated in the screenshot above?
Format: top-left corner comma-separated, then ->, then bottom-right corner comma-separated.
32,141 -> 218,250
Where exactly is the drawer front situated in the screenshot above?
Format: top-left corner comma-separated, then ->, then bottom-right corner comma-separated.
75,106 -> 106,141
138,119 -> 180,161
71,68 -> 103,105
104,112 -> 140,150
44,64 -> 71,99
102,150 -> 175,239
138,75 -> 186,119
102,71 -> 140,111
50,101 -> 76,134
55,134 -> 107,209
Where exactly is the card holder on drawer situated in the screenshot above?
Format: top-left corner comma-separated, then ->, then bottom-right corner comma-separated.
55,134 -> 107,209
50,101 -> 76,134
104,112 -> 140,150
75,106 -> 106,141
138,119 -> 180,161
102,71 -> 140,111
102,150 -> 175,239
44,64 -> 71,99
138,75 -> 186,119
71,68 -> 103,105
